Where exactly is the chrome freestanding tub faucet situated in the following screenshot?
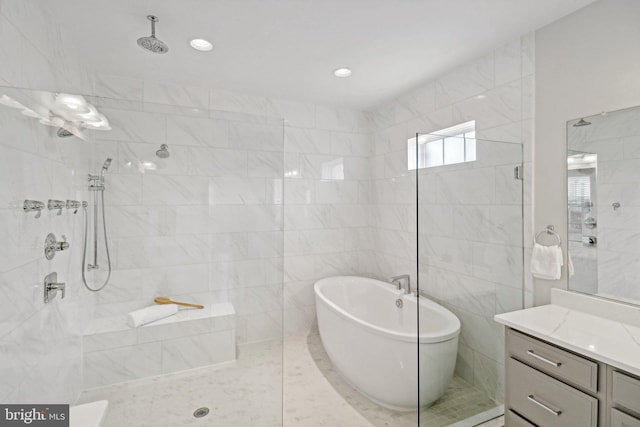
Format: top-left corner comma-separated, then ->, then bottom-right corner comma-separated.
390,274 -> 411,294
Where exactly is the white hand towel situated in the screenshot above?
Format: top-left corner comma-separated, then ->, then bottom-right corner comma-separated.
127,304 -> 178,328
531,243 -> 563,280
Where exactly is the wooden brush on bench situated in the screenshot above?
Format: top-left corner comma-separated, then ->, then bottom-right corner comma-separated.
154,297 -> 204,309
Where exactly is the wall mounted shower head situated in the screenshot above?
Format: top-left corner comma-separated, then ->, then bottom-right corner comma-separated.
137,15 -> 169,54
156,144 -> 170,158
573,118 -> 591,127
57,128 -> 74,138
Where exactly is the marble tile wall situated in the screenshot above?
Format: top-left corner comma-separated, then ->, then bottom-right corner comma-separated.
0,0 -> 90,93
1,0 -> 532,406
567,106 -> 640,302
366,34 -> 534,402
0,0 -> 92,404
83,304 -> 236,388
84,100 -> 285,346
84,77 -> 373,343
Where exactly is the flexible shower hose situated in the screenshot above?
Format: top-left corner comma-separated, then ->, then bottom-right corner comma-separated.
81,189 -> 112,292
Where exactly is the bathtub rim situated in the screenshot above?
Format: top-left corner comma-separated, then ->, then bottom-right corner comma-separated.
314,275 -> 460,344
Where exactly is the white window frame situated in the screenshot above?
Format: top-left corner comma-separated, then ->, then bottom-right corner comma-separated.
408,120 -> 476,170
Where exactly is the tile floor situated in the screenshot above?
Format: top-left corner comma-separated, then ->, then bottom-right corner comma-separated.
77,334 -> 499,426
475,416 -> 504,427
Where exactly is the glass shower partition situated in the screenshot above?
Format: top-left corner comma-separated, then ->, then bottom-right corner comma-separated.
81,94 -> 285,425
414,132 -> 523,426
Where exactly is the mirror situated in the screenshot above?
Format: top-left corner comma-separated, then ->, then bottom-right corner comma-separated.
567,105 -> 640,304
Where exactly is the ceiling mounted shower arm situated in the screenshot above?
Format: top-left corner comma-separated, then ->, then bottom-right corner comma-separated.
137,14 -> 169,54
149,15 -> 158,37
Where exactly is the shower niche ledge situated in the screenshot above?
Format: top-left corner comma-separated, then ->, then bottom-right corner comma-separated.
82,303 -> 236,389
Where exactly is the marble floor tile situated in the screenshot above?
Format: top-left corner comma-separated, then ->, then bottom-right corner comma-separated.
475,415 -> 504,427
77,334 -> 497,427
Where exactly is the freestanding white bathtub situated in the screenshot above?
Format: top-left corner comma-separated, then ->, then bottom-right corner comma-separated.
314,275 -> 460,411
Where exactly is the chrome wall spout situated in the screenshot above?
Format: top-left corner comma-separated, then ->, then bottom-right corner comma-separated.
389,274 -> 412,295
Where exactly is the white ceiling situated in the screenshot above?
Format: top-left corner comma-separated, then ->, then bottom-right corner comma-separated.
52,0 -> 596,110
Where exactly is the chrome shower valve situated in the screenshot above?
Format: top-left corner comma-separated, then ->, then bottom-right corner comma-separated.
44,233 -> 69,260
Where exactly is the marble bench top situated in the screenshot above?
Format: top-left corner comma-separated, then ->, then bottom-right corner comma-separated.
495,289 -> 640,377
86,302 -> 235,335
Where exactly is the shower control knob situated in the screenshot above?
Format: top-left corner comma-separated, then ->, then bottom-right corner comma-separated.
44,233 -> 70,260
57,235 -> 69,251
44,272 -> 65,303
47,199 -> 65,215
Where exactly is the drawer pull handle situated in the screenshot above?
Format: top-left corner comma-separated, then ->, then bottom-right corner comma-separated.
527,394 -> 562,416
526,350 -> 562,367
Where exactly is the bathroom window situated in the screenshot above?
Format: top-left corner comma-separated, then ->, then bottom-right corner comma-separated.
321,157 -> 345,180
408,120 -> 476,170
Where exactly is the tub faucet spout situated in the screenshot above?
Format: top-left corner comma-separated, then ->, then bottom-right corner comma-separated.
389,274 -> 411,294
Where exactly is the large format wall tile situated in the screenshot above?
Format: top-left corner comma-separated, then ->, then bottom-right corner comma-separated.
83,81 -> 372,347
0,1 -> 91,405
2,3 -> 534,408
370,34 -> 534,404
161,330 -> 235,373
84,342 -> 162,388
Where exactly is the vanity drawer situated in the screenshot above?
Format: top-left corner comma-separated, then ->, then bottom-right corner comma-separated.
612,371 -> 640,414
507,357 -> 598,427
506,328 -> 598,392
611,408 -> 640,427
506,410 -> 537,427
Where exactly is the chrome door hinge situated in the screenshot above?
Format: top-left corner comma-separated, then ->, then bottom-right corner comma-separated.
514,165 -> 523,180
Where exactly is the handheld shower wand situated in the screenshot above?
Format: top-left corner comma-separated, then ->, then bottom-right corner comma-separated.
82,157 -> 112,292
100,158 -> 112,181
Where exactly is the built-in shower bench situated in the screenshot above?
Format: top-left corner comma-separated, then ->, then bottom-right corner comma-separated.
82,303 -> 236,389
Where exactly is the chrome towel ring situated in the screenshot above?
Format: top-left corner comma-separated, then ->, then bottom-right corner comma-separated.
535,225 -> 562,245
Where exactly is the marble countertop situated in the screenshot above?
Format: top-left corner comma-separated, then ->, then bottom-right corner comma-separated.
87,302 -> 235,334
495,291 -> 640,377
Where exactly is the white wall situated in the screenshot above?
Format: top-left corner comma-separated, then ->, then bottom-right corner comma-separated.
0,0 -> 91,404
6,0 -> 635,406
84,77 -> 373,342
533,0 -> 640,305
367,34 -> 535,401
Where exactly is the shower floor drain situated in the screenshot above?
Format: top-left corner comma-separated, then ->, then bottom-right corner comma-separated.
193,407 -> 210,418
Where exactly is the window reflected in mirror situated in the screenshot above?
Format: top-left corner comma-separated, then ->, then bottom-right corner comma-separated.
567,105 -> 640,305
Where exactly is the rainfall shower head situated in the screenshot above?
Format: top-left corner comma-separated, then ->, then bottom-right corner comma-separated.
137,15 -> 169,54
573,118 -> 591,127
156,144 -> 170,159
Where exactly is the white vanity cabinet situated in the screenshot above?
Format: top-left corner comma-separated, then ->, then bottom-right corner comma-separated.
504,327 -> 640,427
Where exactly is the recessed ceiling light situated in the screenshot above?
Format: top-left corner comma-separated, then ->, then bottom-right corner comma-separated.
333,68 -> 352,78
190,38 -> 213,51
